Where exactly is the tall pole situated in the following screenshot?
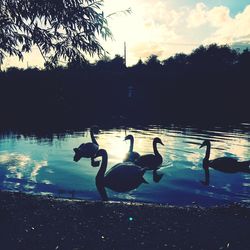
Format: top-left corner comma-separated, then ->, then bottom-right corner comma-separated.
124,41 -> 126,68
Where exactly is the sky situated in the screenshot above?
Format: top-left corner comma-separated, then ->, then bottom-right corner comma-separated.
2,0 -> 250,69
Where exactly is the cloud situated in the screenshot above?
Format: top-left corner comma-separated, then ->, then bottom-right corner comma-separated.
187,3 -> 231,28
207,6 -> 232,28
187,3 -> 208,28
204,6 -> 250,45
186,3 -> 250,45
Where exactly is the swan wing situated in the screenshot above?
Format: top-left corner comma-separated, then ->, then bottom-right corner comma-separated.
210,157 -> 239,172
104,163 -> 146,192
135,154 -> 162,169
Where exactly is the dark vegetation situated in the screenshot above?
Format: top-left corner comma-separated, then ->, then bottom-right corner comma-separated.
0,44 -> 249,129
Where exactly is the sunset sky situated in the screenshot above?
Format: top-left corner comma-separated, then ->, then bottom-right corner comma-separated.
2,0 -> 250,69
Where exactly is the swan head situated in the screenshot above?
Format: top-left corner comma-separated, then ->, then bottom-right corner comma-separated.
94,149 -> 108,160
154,137 -> 164,146
200,140 -> 210,148
90,125 -> 100,134
73,147 -> 82,162
73,148 -> 81,162
124,134 -> 133,141
73,143 -> 86,162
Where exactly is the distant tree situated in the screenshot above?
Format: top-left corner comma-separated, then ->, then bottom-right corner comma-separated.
206,44 -> 237,66
238,48 -> 250,68
135,59 -> 144,66
132,59 -> 146,71
95,54 -> 124,71
189,44 -> 237,67
67,57 -> 91,70
0,0 -> 112,66
189,45 -> 207,66
163,53 -> 188,68
95,54 -> 111,70
109,54 -> 125,70
145,54 -> 162,70
6,66 -> 23,73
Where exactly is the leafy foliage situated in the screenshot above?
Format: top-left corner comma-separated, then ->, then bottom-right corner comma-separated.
0,0 -> 112,65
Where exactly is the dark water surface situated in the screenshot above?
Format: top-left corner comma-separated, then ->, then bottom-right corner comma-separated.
0,124 -> 249,206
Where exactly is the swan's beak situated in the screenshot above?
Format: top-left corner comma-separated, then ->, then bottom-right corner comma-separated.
160,142 -> 164,146
199,143 -> 205,149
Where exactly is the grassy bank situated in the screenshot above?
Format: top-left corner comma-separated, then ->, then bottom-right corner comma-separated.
0,191 -> 250,250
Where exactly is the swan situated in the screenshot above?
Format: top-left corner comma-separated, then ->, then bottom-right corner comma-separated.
135,137 -> 164,170
73,126 -> 100,166
200,139 -> 250,185
123,134 -> 140,162
94,149 -> 148,201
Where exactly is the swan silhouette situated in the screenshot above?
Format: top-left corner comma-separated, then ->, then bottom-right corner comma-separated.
134,137 -> 164,183
73,126 -> 100,166
135,137 -> 164,170
94,149 -> 148,201
200,139 -> 250,185
123,134 -> 140,162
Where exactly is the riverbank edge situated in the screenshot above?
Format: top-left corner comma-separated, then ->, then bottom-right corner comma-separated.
1,190 -> 250,250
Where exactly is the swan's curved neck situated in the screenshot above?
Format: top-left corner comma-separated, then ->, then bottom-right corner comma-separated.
153,141 -> 160,156
96,151 -> 108,180
95,150 -> 108,201
90,128 -> 98,145
129,137 -> 134,152
204,143 -> 211,160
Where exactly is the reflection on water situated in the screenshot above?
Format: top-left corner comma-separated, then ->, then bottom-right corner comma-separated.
0,124 -> 249,206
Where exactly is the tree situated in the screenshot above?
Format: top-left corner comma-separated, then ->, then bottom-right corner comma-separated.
163,53 -> 187,69
145,54 -> 162,70
0,0 -> 112,66
108,54 -> 125,70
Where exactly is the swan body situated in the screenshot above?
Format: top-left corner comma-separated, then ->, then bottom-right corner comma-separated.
105,162 -> 148,192
73,142 -> 98,161
200,140 -> 250,185
135,137 -> 164,170
73,126 -> 99,166
123,135 -> 140,162
208,157 -> 250,173
95,149 -> 148,200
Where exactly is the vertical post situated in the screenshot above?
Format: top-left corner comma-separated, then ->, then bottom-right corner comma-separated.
124,41 -> 126,68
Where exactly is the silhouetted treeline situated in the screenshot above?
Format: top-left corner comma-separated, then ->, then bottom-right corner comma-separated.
0,44 -> 249,129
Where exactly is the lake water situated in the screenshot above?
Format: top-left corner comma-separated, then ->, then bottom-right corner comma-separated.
0,124 -> 249,206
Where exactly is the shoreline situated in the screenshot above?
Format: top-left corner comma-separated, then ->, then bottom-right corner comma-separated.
1,191 -> 250,249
